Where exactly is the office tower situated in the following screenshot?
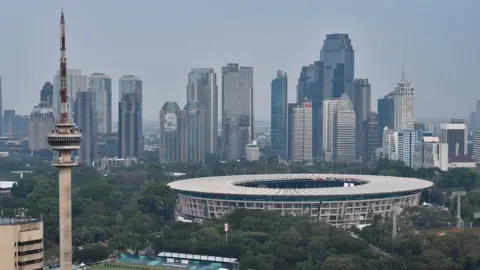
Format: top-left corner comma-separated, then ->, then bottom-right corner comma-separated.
118,75 -> 142,158
221,63 -> 254,159
15,115 -> 30,137
323,98 -> 339,162
187,69 -> 218,156
290,100 -> 313,162
159,102 -> 181,164
320,34 -> 354,102
354,78 -> 371,160
0,77 -> 3,136
53,69 -> 88,119
475,100 -> 480,130
473,130 -> 480,162
287,103 -> 297,160
439,121 -> 467,158
74,90 -> 97,164
377,93 -> 395,145
271,70 -> 288,157
468,111 -> 476,133
333,94 -> 356,163
3,110 -> 15,136
28,102 -> 54,150
365,111 -> 380,161
40,81 -> 54,108
382,129 -> 421,167
0,217 -> 44,270
178,101 -> 205,165
393,76 -> 414,130
89,73 -> 112,134
413,136 -> 448,171
296,61 -> 324,157
46,12 -> 82,270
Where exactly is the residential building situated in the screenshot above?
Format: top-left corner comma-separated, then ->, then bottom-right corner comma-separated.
186,68 -> 218,156
290,100 -> 313,162
221,63 -> 254,159
270,70 -> 288,157
89,73 -> 112,134
178,101 -> 206,165
28,102 -> 54,150
412,136 -> 448,171
159,102 -> 181,164
245,142 -> 260,161
74,90 -> 97,164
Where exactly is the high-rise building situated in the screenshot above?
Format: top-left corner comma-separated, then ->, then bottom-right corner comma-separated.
475,100 -> 480,130
365,111 -> 380,161
271,70 -> 288,157
287,103 -> 297,160
40,81 -> 54,108
377,93 -> 395,145
393,78 -> 414,130
320,34 -> 354,102
322,94 -> 353,162
15,115 -> 30,137
439,122 -> 467,158
28,102 -> 54,150
178,101 -> 205,165
333,94 -> 356,163
159,102 -> 181,164
413,136 -> 448,171
53,69 -> 88,120
0,217 -> 44,270
89,73 -> 112,134
74,90 -> 97,164
187,69 -> 218,156
473,130 -> 480,162
290,100 -> 313,162
354,78 -> 371,160
3,110 -> 15,136
0,77 -> 3,136
221,63 -> 254,159
296,61 -> 324,158
118,75 -> 142,158
382,129 -> 421,167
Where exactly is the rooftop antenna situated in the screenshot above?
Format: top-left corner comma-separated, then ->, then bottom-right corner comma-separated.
401,65 -> 406,82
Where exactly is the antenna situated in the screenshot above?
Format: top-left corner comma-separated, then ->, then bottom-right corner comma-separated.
401,65 -> 406,82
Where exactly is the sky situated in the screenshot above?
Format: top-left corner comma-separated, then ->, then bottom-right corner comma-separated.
0,0 -> 479,123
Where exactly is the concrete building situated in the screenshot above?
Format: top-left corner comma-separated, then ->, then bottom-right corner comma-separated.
221,63 -> 254,160
178,101 -> 206,165
98,157 -> 137,169
364,111 -> 380,161
53,69 -> 88,120
0,217 -> 44,270
333,94 -> 356,163
0,77 -> 3,136
245,142 -> 260,161
449,156 -> 476,170
412,136 -> 448,171
118,76 -> 142,158
354,79 -> 371,160
40,81 -> 54,108
290,100 -> 313,162
3,109 -> 16,136
382,129 -> 421,167
28,102 -> 54,151
323,94 -> 353,162
74,90 -> 97,164
89,73 -> 112,134
159,102 -> 181,164
439,122 -> 467,159
270,70 -> 288,158
187,68 -> 218,156
393,78 -> 414,130
377,92 -> 395,145
473,130 -> 480,162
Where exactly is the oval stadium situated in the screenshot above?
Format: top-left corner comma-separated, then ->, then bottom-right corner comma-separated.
168,174 -> 433,228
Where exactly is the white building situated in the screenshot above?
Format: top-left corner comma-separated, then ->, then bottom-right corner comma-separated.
333,95 -> 356,163
53,69 -> 88,120
412,136 -> 448,171
439,122 -> 467,159
393,79 -> 414,130
323,94 -> 352,162
89,73 -> 112,134
28,103 -> 54,150
245,142 -> 260,161
382,129 -> 420,167
291,100 -> 313,162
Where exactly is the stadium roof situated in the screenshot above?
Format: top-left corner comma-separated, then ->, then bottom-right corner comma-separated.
168,174 -> 433,197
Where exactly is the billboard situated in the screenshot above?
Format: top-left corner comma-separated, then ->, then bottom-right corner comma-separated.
164,113 -> 177,131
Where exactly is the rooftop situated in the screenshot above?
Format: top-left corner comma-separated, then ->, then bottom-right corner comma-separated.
0,217 -> 40,226
0,181 -> 17,189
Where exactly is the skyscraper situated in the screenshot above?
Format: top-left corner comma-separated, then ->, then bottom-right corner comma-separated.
320,34 -> 354,102
74,90 -> 97,164
89,73 -> 112,134
271,70 -> 288,157
393,77 -> 415,130
377,93 -> 395,145
40,81 -> 54,108
159,102 -> 181,164
3,110 -> 15,136
333,94 -> 356,163
186,68 -> 217,156
0,77 -> 3,136
290,100 -> 313,162
178,101 -> 206,165
28,102 -> 54,150
439,121 -> 467,158
354,79 -> 371,160
118,75 -> 142,158
53,69 -> 88,120
221,63 -> 254,159
365,111 -> 380,161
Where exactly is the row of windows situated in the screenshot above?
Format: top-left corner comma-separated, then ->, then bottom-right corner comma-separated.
15,239 -> 43,247
16,248 -> 43,256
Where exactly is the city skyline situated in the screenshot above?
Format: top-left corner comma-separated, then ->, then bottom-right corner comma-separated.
0,1 -> 479,121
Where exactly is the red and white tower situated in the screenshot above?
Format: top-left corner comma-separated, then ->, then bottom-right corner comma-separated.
47,11 -> 81,270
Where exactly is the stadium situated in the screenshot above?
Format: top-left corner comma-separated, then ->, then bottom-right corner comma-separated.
168,174 -> 433,228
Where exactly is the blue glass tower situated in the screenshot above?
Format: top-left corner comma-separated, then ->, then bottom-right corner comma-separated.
271,70 -> 288,157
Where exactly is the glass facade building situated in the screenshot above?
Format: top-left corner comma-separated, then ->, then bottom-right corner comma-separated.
270,70 -> 288,157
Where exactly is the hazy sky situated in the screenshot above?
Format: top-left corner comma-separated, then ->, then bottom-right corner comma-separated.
0,0 -> 479,122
